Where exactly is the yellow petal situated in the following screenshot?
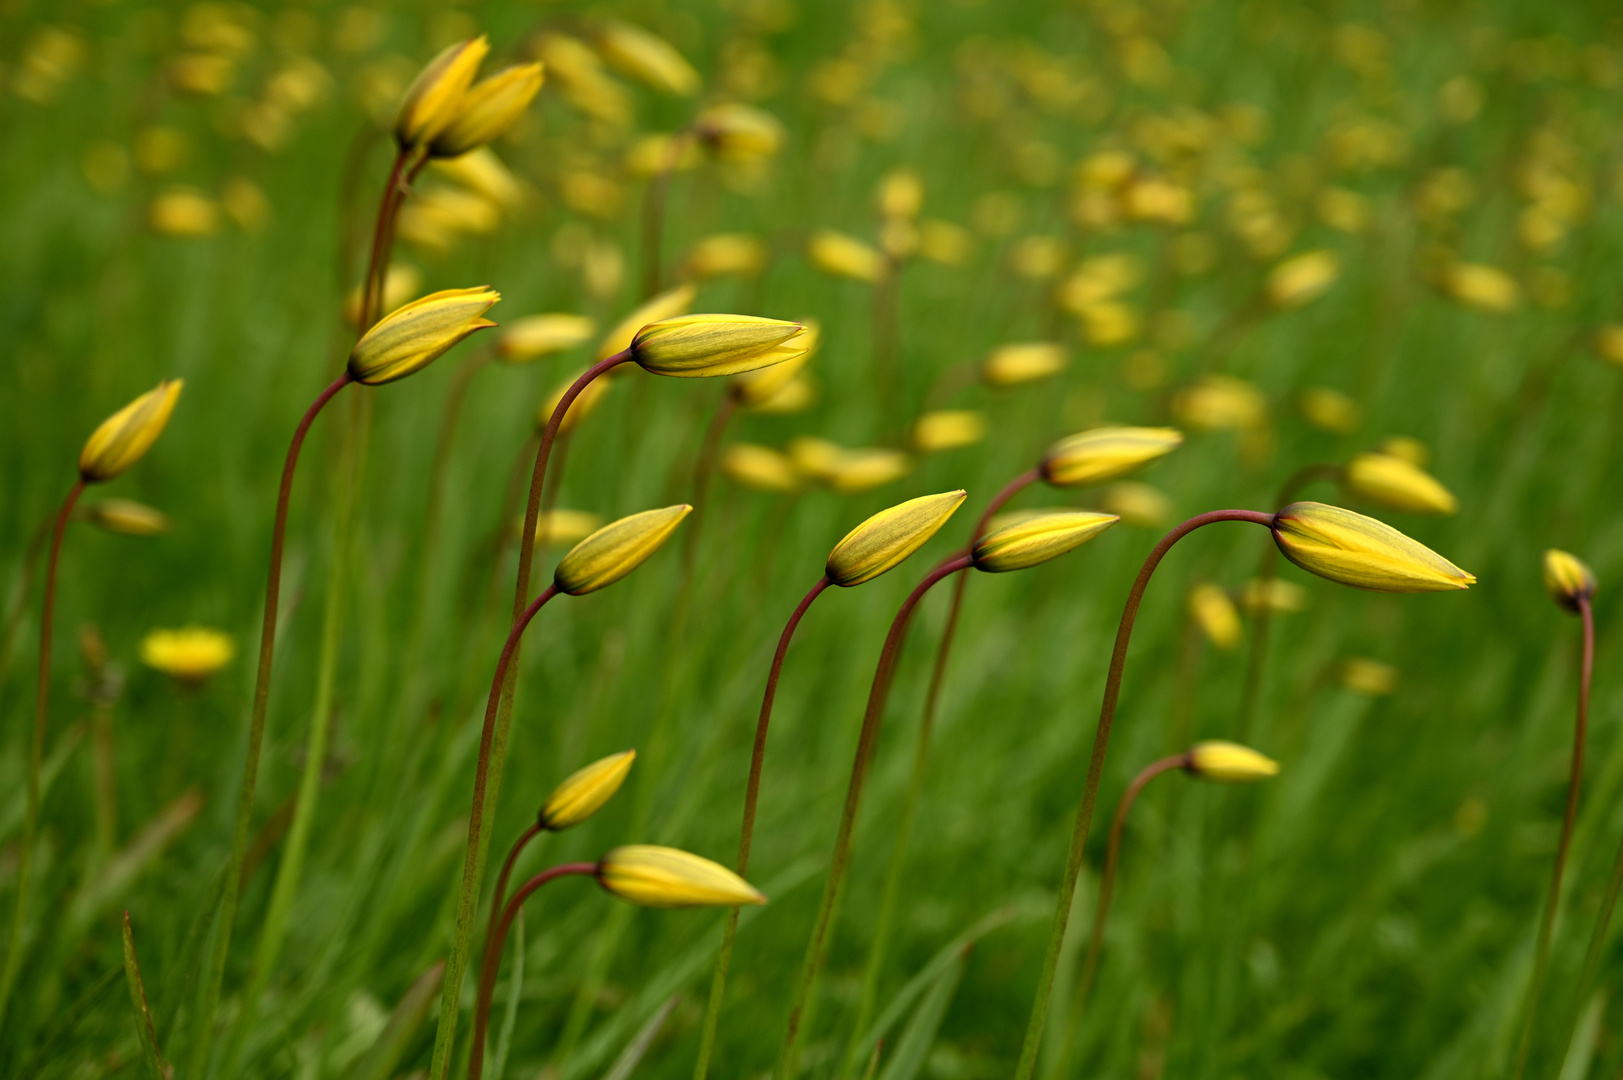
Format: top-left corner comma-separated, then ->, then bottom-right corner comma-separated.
348,287 -> 499,384
596,845 -> 765,908
395,36 -> 490,150
1271,502 -> 1475,593
982,342 -> 1067,387
430,62 -> 544,158
539,750 -> 635,830
553,506 -> 691,595
596,283 -> 695,360
139,626 -> 234,682
1343,452 -> 1458,516
826,491 -> 965,587
79,380 -> 184,483
971,511 -> 1118,573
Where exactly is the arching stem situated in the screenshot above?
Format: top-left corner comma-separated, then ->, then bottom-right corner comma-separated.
488,823 -> 544,959
1014,509 -> 1275,1080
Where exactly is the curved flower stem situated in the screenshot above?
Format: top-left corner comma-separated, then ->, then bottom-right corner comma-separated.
470,862 -> 597,1080
777,555 -> 975,1080
1014,509 -> 1275,1080
839,468 -> 1040,1068
693,574 -> 832,1080
1055,753 -> 1191,1073
488,823 -> 544,959
1513,594 -> 1595,1080
429,582 -> 562,1080
683,388 -> 740,575
362,150 -> 409,331
1235,463 -> 1341,740
188,370 -> 353,1077
0,479 -> 86,1023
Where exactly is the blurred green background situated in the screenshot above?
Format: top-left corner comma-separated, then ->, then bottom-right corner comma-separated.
2,0 -> 1622,1077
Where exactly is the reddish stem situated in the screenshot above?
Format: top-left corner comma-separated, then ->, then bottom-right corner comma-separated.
362,152 -> 407,331
487,822 -> 544,960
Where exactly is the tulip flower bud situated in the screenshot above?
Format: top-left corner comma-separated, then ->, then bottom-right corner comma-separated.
1171,375 -> 1267,431
826,448 -> 912,494
1041,426 -> 1183,488
746,374 -> 817,415
972,511 -> 1118,574
1239,578 -> 1307,615
1097,481 -> 1174,528
79,380 -> 184,483
1264,249 -> 1339,310
1298,387 -> 1362,434
1595,324 -> 1623,367
912,410 -> 988,454
1338,657 -> 1398,695
83,498 -> 171,536
538,750 -> 636,831
982,342 -> 1067,387
1343,452 -> 1458,516
429,63 -> 544,159
139,626 -> 235,683
1187,583 -> 1242,650
732,319 -> 818,405
682,233 -> 768,280
1543,549 -> 1597,614
553,505 -> 691,596
348,287 -> 499,385
498,313 -> 597,363
1440,261 -> 1519,313
721,444 -> 802,493
526,509 -> 603,548
693,103 -> 784,161
1375,435 -> 1429,468
826,491 -> 966,587
595,21 -> 699,96
1271,501 -> 1475,593
807,230 -> 886,283
630,315 -> 807,378
395,36 -> 490,151
596,845 -> 766,908
1187,741 -> 1280,783
877,168 -> 924,220
596,283 -> 695,361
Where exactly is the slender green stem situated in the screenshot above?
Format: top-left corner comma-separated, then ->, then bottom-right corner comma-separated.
0,479 -> 85,1024
1014,509 -> 1275,1080
188,371 -> 352,1078
470,862 -> 597,1080
1513,594 -> 1595,1080
429,353 -> 630,1080
777,555 -> 974,1080
840,469 -> 1039,1070
0,509 -> 54,722
694,575 -> 832,1080
683,389 -> 739,575
1055,753 -> 1190,1074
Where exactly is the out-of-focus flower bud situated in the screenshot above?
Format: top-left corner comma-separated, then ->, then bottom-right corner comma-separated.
745,374 -> 817,415
1595,325 -> 1623,367
1298,387 -> 1362,434
1338,657 -> 1398,695
528,509 -> 604,548
596,283 -> 695,360
539,750 -> 635,830
826,448 -> 912,494
971,511 -> 1118,573
808,230 -> 886,283
1239,578 -> 1308,615
721,444 -> 802,493
1271,501 -> 1475,593
554,506 -> 691,596
1543,549 -> 1597,614
1187,740 -> 1280,782
395,36 -> 489,150
826,491 -> 966,587
140,626 -> 234,684
1343,452 -> 1457,515
83,499 -> 171,536
1171,375 -> 1268,431
693,103 -> 785,161
913,410 -> 988,454
1041,426 -> 1182,488
918,219 -> 974,266
596,845 -> 765,908
149,188 -> 221,237
877,168 -> 924,219
787,437 -> 844,483
1098,481 -> 1174,527
982,342 -> 1067,387
430,63 -> 544,158
595,21 -> 699,96
682,233 -> 768,280
498,314 -> 597,363
1439,261 -> 1519,313
1187,583 -> 1242,650
79,380 -> 185,483
347,287 -> 499,385
1265,249 -> 1340,310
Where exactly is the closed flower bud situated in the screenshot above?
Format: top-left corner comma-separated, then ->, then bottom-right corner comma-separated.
554,505 -> 691,596
1187,741 -> 1280,783
526,509 -> 604,548
1595,325 -> 1623,367
826,491 -> 966,587
539,368 -> 614,435
826,448 -> 912,494
682,233 -> 768,280
1543,549 -> 1597,613
498,313 -> 597,363
1440,261 -> 1519,313
693,103 -> 784,161
595,21 -> 698,96
430,63 -> 544,158
348,287 -> 499,385
808,230 -> 886,283
1172,375 -> 1268,431
919,219 -> 974,266
79,379 -> 184,483
83,498 -> 171,536
596,845 -> 766,908
1271,501 -> 1475,593
1239,577 -> 1308,615
597,283 -> 695,360
1265,249 -> 1340,310
395,36 -> 490,150
1098,481 -> 1174,527
1187,583 -> 1243,650
982,342 -> 1067,387
746,374 -> 817,415
1041,426 -> 1183,488
432,148 -> 524,209
1343,452 -> 1458,516
972,511 -> 1118,573
913,410 -> 988,454
538,750 -> 636,830
732,319 -> 818,404
787,436 -> 845,482
1298,386 -> 1362,434
877,168 -> 925,219
1338,657 -> 1398,696
631,315 -> 806,378
139,626 -> 234,683
721,443 -> 802,493
1375,435 -> 1429,468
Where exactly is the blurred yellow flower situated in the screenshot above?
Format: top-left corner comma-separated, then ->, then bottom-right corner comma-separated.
430,62 -> 544,158
694,103 -> 785,161
1440,262 -> 1520,314
721,444 -> 803,493
1343,452 -> 1458,516
596,283 -> 695,360
1265,250 -> 1340,310
84,499 -> 171,537
1187,583 -> 1242,650
1097,481 -> 1174,528
1188,741 -> 1279,782
528,509 -> 604,548
1543,549 -> 1596,614
498,314 -> 597,363
1298,387 -> 1362,434
140,627 -> 235,684
1172,375 -> 1268,431
1239,578 -> 1308,615
149,189 -> 221,237
539,750 -> 635,831
1338,657 -> 1398,695
983,342 -> 1067,387
79,380 -> 184,483
597,845 -> 765,908
395,36 -> 489,150
596,21 -> 699,96
808,230 -> 886,283
682,233 -> 768,280
826,448 -> 912,493
913,410 -> 988,453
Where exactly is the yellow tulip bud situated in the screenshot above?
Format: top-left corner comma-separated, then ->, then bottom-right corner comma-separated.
1041,426 -> 1183,488
539,368 -> 614,436
528,509 -> 604,548
395,36 -> 489,150
787,437 -> 845,482
1338,657 -> 1398,696
348,287 -> 499,385
497,314 -> 597,363
1271,501 -> 1475,593
139,626 -> 235,684
918,219 -> 974,266
149,188 -> 220,237
877,168 -> 924,219
429,62 -> 544,159
733,320 -> 817,405
982,342 -> 1067,387
971,511 -> 1118,573
596,845 -> 766,908
693,103 -> 785,161
1440,261 -> 1519,313
826,491 -> 967,587
538,750 -> 636,830
1187,583 -> 1243,650
808,230 -> 886,283
1375,435 -> 1429,469
1298,387 -> 1362,434
1265,249 -> 1340,310
1595,324 -> 1623,366
746,374 -> 817,415
1187,740 -> 1279,783
912,410 -> 988,454
596,283 -> 695,361
826,448 -> 912,494
595,21 -> 699,96
83,498 -> 171,536
624,132 -> 702,176
1239,578 -> 1308,615
1543,549 -> 1597,613
1097,481 -> 1174,528
721,444 -> 802,493
79,380 -> 184,483
1343,452 -> 1458,516
553,505 -> 691,596
681,233 -> 768,280
630,315 -> 807,378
